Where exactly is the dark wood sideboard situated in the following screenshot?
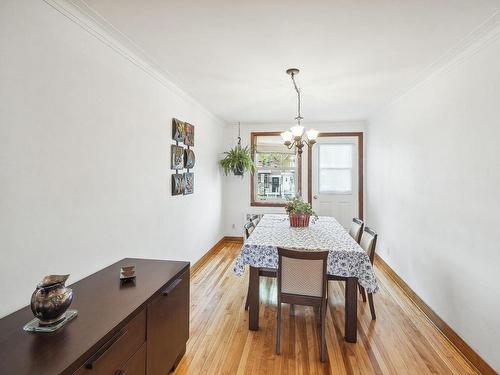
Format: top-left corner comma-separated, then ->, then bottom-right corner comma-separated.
0,258 -> 190,375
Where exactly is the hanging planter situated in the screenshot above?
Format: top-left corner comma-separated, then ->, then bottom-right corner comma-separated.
220,144 -> 256,177
220,123 -> 256,177
233,161 -> 245,176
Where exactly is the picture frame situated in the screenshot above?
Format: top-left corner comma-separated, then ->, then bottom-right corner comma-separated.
171,145 -> 184,170
172,118 -> 186,143
184,148 -> 195,169
184,123 -> 194,146
183,172 -> 194,195
171,174 -> 183,196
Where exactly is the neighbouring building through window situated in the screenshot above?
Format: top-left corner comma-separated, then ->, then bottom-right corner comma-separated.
252,134 -> 299,205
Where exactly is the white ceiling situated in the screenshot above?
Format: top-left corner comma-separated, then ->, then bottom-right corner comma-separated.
83,0 -> 499,123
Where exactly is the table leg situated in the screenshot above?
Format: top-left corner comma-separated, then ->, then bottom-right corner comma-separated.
249,266 -> 260,330
345,277 -> 358,342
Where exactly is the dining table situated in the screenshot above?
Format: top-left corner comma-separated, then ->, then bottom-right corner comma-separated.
233,213 -> 378,343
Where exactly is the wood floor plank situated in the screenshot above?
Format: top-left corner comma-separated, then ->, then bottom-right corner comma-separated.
174,241 -> 481,375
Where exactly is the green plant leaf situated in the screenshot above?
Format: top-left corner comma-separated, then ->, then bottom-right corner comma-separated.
219,144 -> 256,177
284,197 -> 318,219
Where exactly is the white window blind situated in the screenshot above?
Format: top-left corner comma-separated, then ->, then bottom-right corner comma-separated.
319,144 -> 353,193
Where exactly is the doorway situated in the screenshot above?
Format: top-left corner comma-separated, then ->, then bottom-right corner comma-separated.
308,132 -> 363,228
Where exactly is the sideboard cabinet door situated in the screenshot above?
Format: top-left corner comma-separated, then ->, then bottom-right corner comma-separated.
147,269 -> 189,375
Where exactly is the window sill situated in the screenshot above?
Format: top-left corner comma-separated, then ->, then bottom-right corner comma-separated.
250,202 -> 287,207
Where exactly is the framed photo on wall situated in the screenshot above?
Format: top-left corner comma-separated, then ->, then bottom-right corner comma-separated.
183,172 -> 194,195
184,123 -> 194,146
172,118 -> 186,143
171,118 -> 194,196
172,174 -> 183,195
171,145 -> 184,170
184,148 -> 195,169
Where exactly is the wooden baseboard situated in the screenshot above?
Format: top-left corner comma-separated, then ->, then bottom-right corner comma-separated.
191,238 -> 226,276
191,237 -> 244,276
223,236 -> 244,243
375,254 -> 496,375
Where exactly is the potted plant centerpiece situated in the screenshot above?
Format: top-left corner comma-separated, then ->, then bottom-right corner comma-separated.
285,197 -> 318,227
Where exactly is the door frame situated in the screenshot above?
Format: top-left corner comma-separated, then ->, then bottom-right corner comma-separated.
307,132 -> 364,220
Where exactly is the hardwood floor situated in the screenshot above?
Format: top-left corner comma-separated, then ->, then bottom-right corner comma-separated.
174,240 -> 479,375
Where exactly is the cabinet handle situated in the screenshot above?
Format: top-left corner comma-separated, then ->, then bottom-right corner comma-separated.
114,371 -> 125,375
84,329 -> 127,369
162,278 -> 182,296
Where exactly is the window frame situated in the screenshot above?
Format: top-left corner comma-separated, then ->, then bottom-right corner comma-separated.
250,131 -> 302,207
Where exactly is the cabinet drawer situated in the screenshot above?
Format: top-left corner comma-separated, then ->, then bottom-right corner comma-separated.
147,269 -> 189,375
119,343 -> 146,375
74,309 -> 146,375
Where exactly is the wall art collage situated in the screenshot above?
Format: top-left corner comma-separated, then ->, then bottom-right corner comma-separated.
171,118 -> 195,195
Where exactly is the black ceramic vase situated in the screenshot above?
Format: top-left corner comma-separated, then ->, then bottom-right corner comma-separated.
30,274 -> 73,326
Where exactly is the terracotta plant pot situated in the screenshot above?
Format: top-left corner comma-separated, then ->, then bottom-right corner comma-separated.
289,213 -> 310,227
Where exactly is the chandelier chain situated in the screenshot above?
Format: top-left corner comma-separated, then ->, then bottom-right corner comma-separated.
282,68 -> 317,164
237,121 -> 241,146
290,72 -> 302,124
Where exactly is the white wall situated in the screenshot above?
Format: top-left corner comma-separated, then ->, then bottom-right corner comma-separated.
366,30 -> 500,371
0,0 -> 225,318
222,121 -> 365,237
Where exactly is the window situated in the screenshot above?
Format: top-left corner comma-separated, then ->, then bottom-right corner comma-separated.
319,144 -> 353,193
251,133 -> 300,206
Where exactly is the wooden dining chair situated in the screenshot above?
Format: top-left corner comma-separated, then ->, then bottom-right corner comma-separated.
327,225 -> 378,320
348,218 -> 367,314
358,226 -> 378,320
348,218 -> 364,243
276,247 -> 329,362
244,221 -> 255,239
250,214 -> 261,227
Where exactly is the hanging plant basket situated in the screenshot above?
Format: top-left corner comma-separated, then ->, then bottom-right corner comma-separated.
233,162 -> 245,176
220,145 -> 256,176
220,123 -> 256,177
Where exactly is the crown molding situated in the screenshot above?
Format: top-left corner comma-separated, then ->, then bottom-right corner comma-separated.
41,0 -> 500,124
42,0 -> 226,125
372,10 -> 500,118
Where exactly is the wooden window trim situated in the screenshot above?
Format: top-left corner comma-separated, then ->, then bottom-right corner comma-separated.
250,131 -> 302,207
307,132 -> 364,220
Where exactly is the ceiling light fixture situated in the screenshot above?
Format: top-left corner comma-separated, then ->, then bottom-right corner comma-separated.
281,68 -> 319,155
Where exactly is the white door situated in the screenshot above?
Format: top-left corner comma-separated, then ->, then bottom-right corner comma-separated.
311,136 -> 360,228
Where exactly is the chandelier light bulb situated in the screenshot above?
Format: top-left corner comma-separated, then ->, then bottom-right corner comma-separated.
306,128 -> 319,141
290,125 -> 304,139
281,131 -> 293,145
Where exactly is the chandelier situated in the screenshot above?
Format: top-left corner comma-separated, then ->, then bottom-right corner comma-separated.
280,68 -> 319,155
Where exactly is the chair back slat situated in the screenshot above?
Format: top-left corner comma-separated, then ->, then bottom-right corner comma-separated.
359,226 -> 377,264
250,214 -> 261,227
244,221 -> 255,239
349,218 -> 364,243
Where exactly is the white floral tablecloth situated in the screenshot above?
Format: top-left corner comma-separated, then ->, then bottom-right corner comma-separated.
234,214 -> 379,293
